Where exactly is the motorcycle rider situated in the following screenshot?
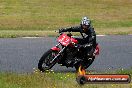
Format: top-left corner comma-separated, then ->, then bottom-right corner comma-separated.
59,16 -> 97,57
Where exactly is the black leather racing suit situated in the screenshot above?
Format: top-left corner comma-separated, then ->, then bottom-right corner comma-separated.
59,25 -> 97,57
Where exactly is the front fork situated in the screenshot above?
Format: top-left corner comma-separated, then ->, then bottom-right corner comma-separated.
51,43 -> 67,62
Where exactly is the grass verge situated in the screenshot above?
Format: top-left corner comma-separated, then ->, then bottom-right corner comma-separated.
0,69 -> 132,88
0,0 -> 131,37
0,27 -> 132,38
0,30 -> 57,38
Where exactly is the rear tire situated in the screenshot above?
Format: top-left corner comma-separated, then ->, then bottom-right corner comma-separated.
75,56 -> 95,71
38,49 -> 57,72
76,76 -> 87,85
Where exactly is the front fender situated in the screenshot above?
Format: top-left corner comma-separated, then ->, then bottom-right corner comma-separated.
51,46 -> 60,51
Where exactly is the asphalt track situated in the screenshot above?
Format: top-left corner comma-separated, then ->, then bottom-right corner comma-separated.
0,35 -> 132,73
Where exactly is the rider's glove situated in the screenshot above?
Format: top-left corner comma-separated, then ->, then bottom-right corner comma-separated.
59,29 -> 62,33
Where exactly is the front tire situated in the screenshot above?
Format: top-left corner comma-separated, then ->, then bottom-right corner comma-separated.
38,49 -> 57,72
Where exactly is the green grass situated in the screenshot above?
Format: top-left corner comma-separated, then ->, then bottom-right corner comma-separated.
0,27 -> 131,38
0,30 -> 58,38
0,69 -> 132,88
0,0 -> 132,37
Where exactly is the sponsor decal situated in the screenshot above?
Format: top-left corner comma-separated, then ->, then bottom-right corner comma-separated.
76,66 -> 131,84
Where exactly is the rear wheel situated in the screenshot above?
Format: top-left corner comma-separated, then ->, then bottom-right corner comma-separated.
84,56 -> 95,69
76,76 -> 87,85
38,49 -> 58,72
75,56 -> 95,71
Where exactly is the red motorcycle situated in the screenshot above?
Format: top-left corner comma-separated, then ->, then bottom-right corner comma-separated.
38,32 -> 99,72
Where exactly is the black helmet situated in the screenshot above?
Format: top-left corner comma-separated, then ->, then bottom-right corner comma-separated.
80,16 -> 91,26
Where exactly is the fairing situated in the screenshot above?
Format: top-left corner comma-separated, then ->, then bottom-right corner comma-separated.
57,33 -> 78,46
51,46 -> 60,51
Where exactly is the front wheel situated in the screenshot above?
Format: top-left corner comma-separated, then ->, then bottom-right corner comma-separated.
38,49 -> 58,72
